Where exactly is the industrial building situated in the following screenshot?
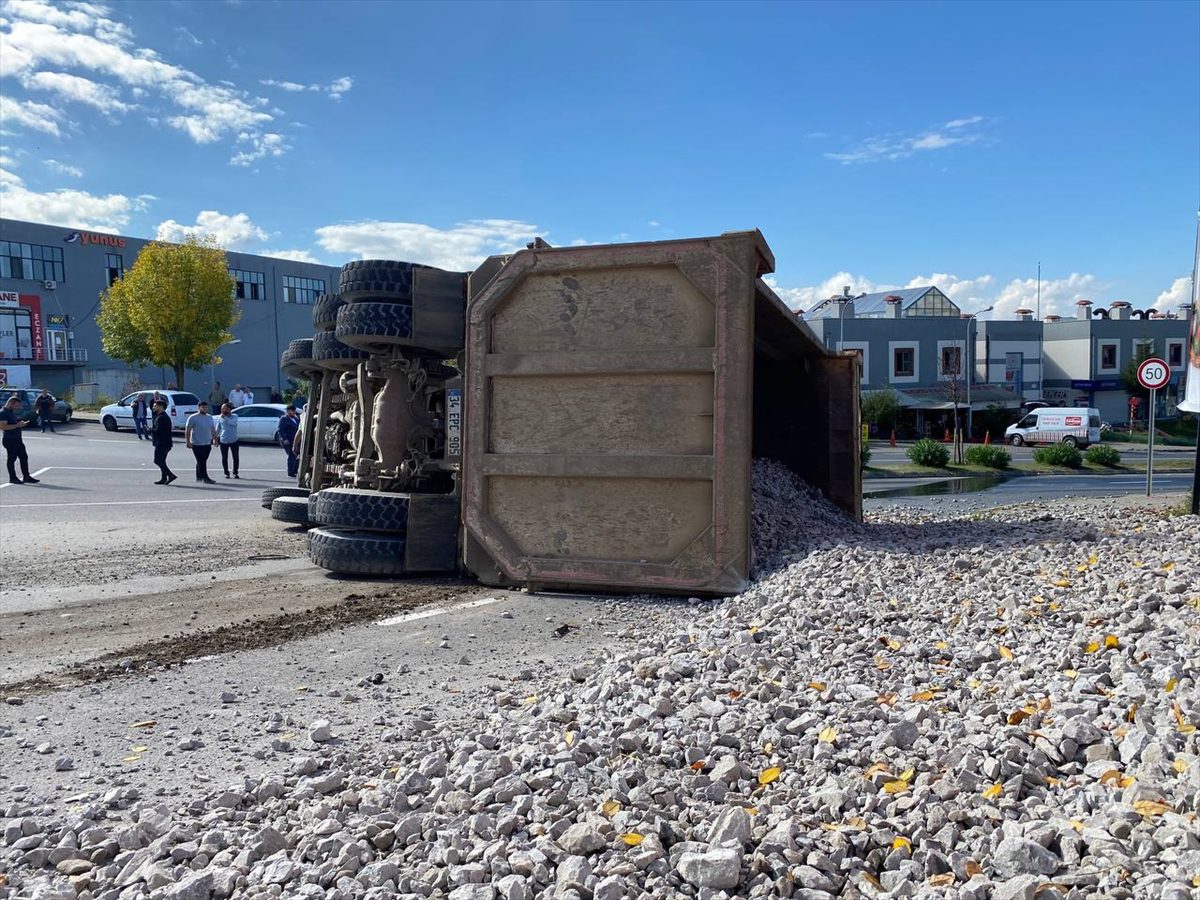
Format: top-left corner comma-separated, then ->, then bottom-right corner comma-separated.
0,217 -> 341,401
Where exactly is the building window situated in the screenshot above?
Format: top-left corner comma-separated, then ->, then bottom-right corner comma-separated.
1098,341 -> 1118,372
1133,339 -> 1154,363
1167,340 -> 1184,369
0,241 -> 66,282
906,288 -> 960,317
940,346 -> 962,376
282,275 -> 324,304
0,306 -> 34,360
105,253 -> 124,287
893,347 -> 915,377
230,268 -> 266,300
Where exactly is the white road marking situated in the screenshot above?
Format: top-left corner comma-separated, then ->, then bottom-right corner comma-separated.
0,466 -> 51,490
44,466 -> 284,472
87,439 -> 136,444
379,595 -> 503,627
1,497 -> 260,508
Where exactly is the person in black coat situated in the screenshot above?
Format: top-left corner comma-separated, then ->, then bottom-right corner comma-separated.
150,398 -> 177,485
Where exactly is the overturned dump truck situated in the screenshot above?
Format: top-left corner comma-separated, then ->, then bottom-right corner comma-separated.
267,230 -> 860,596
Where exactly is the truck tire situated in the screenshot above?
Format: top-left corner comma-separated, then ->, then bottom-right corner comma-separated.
312,293 -> 344,332
334,301 -> 414,351
338,260 -> 422,304
280,338 -> 316,378
308,527 -> 408,576
261,486 -> 308,509
313,331 -> 369,370
271,496 -> 310,525
308,487 -> 410,532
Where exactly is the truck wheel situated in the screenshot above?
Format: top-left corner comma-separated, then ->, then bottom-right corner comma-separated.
308,487 -> 410,532
312,293 -> 344,332
280,338 -> 316,378
338,260 -> 422,304
261,486 -> 308,509
1062,436 -> 1078,448
313,331 -> 369,370
308,527 -> 408,576
1008,435 -> 1023,446
335,301 -> 414,350
271,496 -> 310,525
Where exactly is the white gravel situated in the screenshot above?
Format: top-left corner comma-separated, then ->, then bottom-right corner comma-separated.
2,459 -> 1198,900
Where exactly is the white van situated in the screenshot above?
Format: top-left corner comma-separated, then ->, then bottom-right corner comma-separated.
1006,407 -> 1101,448
99,390 -> 201,432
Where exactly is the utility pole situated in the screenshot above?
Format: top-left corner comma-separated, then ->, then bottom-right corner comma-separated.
1036,262 -> 1041,319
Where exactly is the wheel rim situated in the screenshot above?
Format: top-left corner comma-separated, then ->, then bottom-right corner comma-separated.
103,416 -> 116,431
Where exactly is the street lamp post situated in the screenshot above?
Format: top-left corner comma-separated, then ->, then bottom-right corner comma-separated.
964,306 -> 994,438
210,338 -> 242,405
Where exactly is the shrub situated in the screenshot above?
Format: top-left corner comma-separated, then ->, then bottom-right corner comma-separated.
1085,444 -> 1121,467
965,445 -> 1011,469
1033,443 -> 1082,468
861,445 -> 872,468
907,438 -> 950,468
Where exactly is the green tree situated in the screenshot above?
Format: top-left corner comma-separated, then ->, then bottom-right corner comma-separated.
97,236 -> 238,389
860,389 -> 902,430
1118,339 -> 1155,405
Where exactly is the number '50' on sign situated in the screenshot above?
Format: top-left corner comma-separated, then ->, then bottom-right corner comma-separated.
1136,358 -> 1170,390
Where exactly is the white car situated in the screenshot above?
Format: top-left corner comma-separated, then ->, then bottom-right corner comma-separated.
231,403 -> 289,443
101,390 -> 201,432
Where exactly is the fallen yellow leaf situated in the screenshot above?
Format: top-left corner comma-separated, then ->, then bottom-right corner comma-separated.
1126,704 -> 1138,723
964,860 -> 983,878
728,689 -> 744,700
1088,555 -> 1099,565
1053,579 -> 1071,587
1165,677 -> 1178,692
1063,669 -> 1079,679
763,741 -> 774,754
1048,601 -> 1061,611
1104,634 -> 1120,649
883,637 -> 903,651
982,783 -> 1003,799
564,731 -> 576,747
602,800 -> 621,817
846,816 -> 868,829
748,625 -> 759,634
892,836 -> 912,851
1099,770 -> 1135,788
121,755 -> 141,763
1007,708 -> 1033,725
998,645 -> 1014,661
1173,759 -> 1189,774
1173,702 -> 1198,734
759,766 -> 782,785
1163,561 -> 1175,570
620,833 -> 644,846
130,720 -> 156,729
934,640 -> 948,650
523,694 -> 537,704
1132,800 -> 1172,817
1085,641 -> 1100,654
911,690 -> 938,702
808,681 -> 826,692
883,780 -> 910,794
819,726 -> 837,744
859,872 -> 883,889
130,746 -> 149,753
865,762 -> 894,779
899,768 -> 915,782
1069,819 -> 1085,832
745,806 -> 758,815
928,873 -> 955,887
690,760 -> 705,771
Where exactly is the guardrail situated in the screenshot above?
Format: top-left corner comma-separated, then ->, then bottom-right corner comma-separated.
0,348 -> 88,362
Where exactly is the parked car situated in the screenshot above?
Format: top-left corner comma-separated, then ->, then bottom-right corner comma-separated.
0,388 -> 73,423
232,403 -> 289,443
100,390 -> 201,431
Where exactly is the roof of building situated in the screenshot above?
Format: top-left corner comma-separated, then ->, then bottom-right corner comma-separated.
875,383 -> 1023,410
806,286 -> 941,319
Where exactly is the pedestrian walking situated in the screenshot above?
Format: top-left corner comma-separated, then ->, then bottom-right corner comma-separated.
150,398 -> 177,485
216,402 -> 241,478
228,384 -> 246,408
0,395 -> 38,485
131,394 -> 149,440
276,404 -> 300,478
185,401 -> 218,484
35,389 -> 56,433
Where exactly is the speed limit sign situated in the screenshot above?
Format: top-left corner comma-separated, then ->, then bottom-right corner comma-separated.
1136,357 -> 1171,390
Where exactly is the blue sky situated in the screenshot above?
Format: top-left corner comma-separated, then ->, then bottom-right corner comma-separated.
1,0 -> 1197,319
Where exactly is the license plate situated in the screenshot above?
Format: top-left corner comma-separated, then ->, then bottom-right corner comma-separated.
446,388 -> 462,460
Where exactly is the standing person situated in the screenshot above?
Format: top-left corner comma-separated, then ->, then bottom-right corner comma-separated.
0,394 -> 38,485
185,401 -> 218,484
150,398 -> 177,485
276,404 -> 300,478
131,394 -> 149,440
35,390 -> 56,433
209,380 -> 224,410
270,388 -> 281,403
216,402 -> 241,479
228,384 -> 246,408
244,386 -> 255,404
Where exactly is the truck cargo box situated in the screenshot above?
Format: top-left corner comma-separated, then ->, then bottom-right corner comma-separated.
462,230 -> 860,596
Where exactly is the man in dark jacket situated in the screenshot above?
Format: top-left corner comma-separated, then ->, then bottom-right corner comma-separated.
151,398 -> 177,485
35,390 -> 56,433
276,404 -> 300,478
0,394 -> 38,485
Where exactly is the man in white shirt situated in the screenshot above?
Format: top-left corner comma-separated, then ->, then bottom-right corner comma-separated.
244,387 -> 255,404
185,402 -> 219,484
228,385 -> 246,408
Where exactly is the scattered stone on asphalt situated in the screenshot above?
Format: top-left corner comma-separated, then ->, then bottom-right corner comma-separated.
1,460 -> 1197,900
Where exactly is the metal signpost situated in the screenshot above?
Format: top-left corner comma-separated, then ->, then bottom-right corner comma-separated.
1136,357 -> 1171,496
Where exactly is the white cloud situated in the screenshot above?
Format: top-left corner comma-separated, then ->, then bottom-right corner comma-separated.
1,0 -> 283,161
315,219 -> 541,271
647,220 -> 660,227
20,70 -> 132,113
825,116 -> 988,164
44,158 -> 82,177
261,79 -> 307,92
261,248 -> 321,264
174,26 -> 202,47
260,75 -> 353,100
0,94 -> 64,136
1153,275 -> 1192,311
327,76 -> 352,100
0,165 -> 146,231
155,210 -> 269,249
229,132 -> 288,166
768,269 -> 1100,320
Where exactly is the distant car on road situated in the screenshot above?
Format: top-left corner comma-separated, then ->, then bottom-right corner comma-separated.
100,390 -> 200,431
232,403 -> 289,443
0,388 -> 73,423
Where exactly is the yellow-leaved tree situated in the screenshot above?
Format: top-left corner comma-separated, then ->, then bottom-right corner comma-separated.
97,236 -> 239,389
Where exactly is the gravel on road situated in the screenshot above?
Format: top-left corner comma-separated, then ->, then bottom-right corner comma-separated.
1,459 -> 1197,900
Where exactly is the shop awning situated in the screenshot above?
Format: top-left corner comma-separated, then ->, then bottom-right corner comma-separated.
866,384 -> 1023,411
